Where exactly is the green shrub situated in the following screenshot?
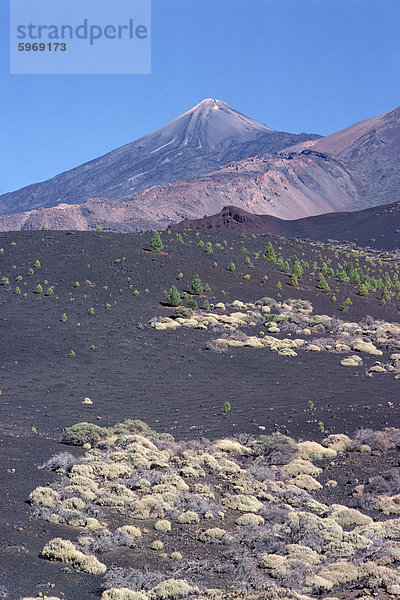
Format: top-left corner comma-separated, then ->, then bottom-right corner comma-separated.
1,276 -> 9,285
88,307 -> 95,315
318,273 -> 330,291
95,225 -> 102,232
228,262 -> 236,271
340,298 -> 353,311
187,299 -> 198,309
61,313 -> 67,322
264,242 -> 276,262
151,231 -> 164,253
62,422 -> 109,446
35,284 -> 43,293
190,274 -> 204,295
15,286 -> 21,295
222,401 -> 231,414
34,260 -> 41,268
167,286 -> 182,307
68,349 -> 75,357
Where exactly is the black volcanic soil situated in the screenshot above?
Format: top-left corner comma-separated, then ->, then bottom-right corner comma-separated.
0,230 -> 399,599
171,202 -> 400,252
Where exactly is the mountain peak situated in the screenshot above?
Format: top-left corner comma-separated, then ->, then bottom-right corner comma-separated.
150,98 -> 273,151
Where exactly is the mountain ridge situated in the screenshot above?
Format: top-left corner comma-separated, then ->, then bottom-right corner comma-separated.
171,202 -> 400,251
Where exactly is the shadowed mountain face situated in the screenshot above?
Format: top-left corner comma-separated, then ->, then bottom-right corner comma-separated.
171,202 -> 400,251
0,98 -> 320,215
308,106 -> 400,209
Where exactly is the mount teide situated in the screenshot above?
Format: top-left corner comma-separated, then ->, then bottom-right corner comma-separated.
0,99 -> 319,215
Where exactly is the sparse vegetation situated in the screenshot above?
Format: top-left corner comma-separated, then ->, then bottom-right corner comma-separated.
167,285 -> 182,307
150,231 -> 164,253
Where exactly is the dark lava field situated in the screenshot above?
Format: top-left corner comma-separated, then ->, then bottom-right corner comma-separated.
0,229 -> 399,599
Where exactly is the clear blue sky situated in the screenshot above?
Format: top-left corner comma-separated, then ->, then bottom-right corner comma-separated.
1,0 -> 399,194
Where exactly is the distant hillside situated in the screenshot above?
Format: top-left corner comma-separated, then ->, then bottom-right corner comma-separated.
171,202 -> 400,251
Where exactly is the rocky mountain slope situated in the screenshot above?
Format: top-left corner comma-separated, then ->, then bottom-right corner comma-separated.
0,149 -> 367,232
298,105 -> 400,209
171,201 -> 400,251
0,99 -> 319,215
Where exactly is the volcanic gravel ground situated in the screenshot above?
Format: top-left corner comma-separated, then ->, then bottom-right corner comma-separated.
0,230 -> 399,599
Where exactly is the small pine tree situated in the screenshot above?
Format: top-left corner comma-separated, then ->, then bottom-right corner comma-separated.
340,298 -> 352,311
282,260 -> 291,273
222,401 -> 231,415
292,262 -> 303,277
191,274 -> 204,295
150,231 -> 164,253
318,273 -> 330,291
276,281 -> 282,291
290,273 -> 298,286
35,284 -> 43,293
167,286 -> 182,307
264,242 -> 276,262
187,299 -> 198,309
203,299 -> 210,310
228,262 -> 236,271
381,286 -> 391,305
206,242 -> 213,254
358,283 -> 369,296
